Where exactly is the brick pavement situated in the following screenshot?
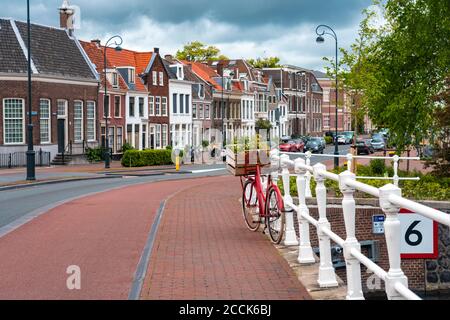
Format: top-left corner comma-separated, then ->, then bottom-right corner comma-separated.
140,175 -> 311,300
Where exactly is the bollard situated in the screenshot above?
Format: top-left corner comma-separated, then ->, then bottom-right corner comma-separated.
314,163 -> 339,287
295,158 -> 315,264
339,170 -> 364,300
281,154 -> 299,246
379,184 -> 408,300
176,156 -> 180,171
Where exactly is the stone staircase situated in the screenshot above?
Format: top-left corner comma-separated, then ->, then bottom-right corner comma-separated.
50,153 -> 72,165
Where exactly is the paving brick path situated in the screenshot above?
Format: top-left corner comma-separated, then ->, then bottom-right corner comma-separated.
140,176 -> 311,300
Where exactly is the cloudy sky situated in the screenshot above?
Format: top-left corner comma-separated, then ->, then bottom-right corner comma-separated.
1,0 -> 374,71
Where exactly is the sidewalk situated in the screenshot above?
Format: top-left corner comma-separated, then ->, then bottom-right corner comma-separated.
140,176 -> 311,300
0,162 -> 223,188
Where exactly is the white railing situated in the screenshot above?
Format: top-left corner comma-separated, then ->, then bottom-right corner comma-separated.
270,150 -> 450,300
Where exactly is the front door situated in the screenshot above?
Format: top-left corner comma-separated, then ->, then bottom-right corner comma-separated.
57,119 -> 65,153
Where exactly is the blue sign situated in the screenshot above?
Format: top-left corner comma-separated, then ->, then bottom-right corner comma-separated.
373,215 -> 385,234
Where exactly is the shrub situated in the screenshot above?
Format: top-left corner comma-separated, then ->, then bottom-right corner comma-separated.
324,136 -> 333,144
202,140 -> 210,148
121,143 -> 134,153
86,147 -> 105,162
370,159 -> 386,175
121,149 -> 173,167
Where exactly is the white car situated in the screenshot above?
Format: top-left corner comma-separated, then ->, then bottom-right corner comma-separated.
371,138 -> 385,150
337,135 -> 346,145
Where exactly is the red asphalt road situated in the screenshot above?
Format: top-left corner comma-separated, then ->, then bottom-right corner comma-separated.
0,177 -> 211,299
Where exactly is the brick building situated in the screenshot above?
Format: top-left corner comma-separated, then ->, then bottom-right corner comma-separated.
264,66 -> 324,137
0,18 -> 99,162
80,40 -> 128,155
142,48 -> 171,149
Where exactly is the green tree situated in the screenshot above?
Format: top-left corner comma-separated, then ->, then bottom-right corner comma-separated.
247,57 -> 282,68
255,119 -> 273,131
175,41 -> 228,61
359,0 -> 450,151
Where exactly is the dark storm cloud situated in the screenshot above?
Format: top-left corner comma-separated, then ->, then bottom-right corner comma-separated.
1,0 -> 372,31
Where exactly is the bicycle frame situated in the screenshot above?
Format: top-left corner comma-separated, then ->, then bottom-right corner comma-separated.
241,165 -> 284,217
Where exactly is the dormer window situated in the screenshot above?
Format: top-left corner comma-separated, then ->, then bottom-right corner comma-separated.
198,84 -> 205,99
112,72 -> 118,88
128,68 -> 135,84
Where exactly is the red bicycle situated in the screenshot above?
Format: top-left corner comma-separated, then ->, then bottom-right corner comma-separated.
240,163 -> 285,244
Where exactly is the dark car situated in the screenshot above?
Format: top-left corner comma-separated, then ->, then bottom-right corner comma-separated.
305,140 -> 324,154
355,140 -> 372,155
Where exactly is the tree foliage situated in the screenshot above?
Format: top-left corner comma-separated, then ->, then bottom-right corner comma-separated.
329,0 -> 450,160
175,41 -> 228,62
247,57 -> 282,68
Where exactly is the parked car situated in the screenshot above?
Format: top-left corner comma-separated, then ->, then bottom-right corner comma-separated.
364,139 -> 375,154
355,140 -> 372,155
305,139 -> 325,154
343,131 -> 355,144
337,135 -> 347,145
371,137 -> 385,150
279,140 -> 299,152
293,139 -> 305,152
308,137 -> 326,150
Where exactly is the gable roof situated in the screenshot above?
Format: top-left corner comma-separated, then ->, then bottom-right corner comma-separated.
0,18 -> 97,81
80,40 -> 128,91
183,61 -> 222,90
105,47 -> 151,92
312,70 -> 330,80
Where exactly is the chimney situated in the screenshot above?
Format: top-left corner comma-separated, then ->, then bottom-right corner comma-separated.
91,39 -> 101,47
154,47 -> 160,54
59,0 -> 75,35
164,54 -> 174,62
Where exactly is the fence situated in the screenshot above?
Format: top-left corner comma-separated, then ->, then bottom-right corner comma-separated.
0,150 -> 51,169
270,150 -> 450,300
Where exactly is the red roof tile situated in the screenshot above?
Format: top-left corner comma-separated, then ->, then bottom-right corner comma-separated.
182,61 -> 222,90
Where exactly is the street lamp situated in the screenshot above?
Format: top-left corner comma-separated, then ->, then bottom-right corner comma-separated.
316,24 -> 339,169
26,0 -> 35,181
103,35 -> 123,169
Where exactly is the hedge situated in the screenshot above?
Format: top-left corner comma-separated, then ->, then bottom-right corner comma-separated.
121,149 -> 174,167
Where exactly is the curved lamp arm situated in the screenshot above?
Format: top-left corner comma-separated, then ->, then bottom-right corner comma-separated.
315,24 -> 337,42
105,35 -> 123,49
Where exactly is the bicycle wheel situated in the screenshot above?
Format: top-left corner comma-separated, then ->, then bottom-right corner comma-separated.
265,185 -> 285,244
242,179 -> 260,232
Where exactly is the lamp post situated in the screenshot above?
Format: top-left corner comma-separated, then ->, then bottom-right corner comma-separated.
26,0 -> 35,181
316,24 -> 339,169
103,35 -> 123,169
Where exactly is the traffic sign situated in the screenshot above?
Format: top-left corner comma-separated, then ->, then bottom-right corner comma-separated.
399,209 -> 438,259
372,215 -> 385,234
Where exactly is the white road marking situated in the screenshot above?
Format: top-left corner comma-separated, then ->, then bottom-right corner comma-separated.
190,168 -> 227,174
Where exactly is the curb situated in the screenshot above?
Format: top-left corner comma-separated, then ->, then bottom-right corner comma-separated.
0,175 -> 123,192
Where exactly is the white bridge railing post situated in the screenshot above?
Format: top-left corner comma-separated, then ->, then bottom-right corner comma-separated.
281,154 -> 299,246
295,158 -> 315,264
305,151 -> 313,198
339,170 -> 365,300
379,184 -> 408,300
314,163 -> 339,287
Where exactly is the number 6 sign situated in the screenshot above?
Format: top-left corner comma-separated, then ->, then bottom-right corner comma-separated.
399,209 -> 438,259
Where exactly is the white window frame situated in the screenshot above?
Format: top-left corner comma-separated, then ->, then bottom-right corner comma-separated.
205,104 -> 210,119
162,124 -> 168,147
74,100 -> 84,142
152,71 -> 158,86
3,98 -> 25,145
159,71 -> 164,86
104,94 -> 111,119
129,68 -> 136,84
161,97 -> 167,116
114,95 -> 121,118
39,98 -> 51,144
155,96 -> 161,116
149,96 -> 155,116
155,124 -> 161,149
112,72 -> 118,88
192,104 -> 197,119
116,126 -> 123,152
86,100 -> 96,142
